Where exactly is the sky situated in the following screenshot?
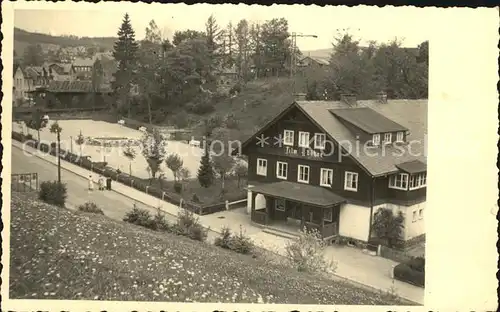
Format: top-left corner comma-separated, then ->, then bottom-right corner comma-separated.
14,4 -> 431,51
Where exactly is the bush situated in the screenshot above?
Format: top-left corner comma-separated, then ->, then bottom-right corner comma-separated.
173,182 -> 182,194
78,201 -> 104,215
214,226 -> 253,255
393,261 -> 425,287
123,204 -> 154,229
39,181 -> 67,207
186,101 -> 215,115
285,227 -> 338,273
172,208 -> 208,242
150,208 -> 171,231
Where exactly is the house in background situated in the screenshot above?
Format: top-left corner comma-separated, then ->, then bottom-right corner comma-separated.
28,80 -> 112,109
241,94 -> 427,246
215,65 -> 239,94
46,63 -> 76,81
73,58 -> 95,80
297,55 -> 330,70
13,66 -> 33,106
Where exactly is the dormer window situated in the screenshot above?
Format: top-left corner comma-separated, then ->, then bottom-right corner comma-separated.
314,133 -> 326,149
389,173 -> 409,190
396,132 -> 404,143
372,134 -> 381,146
383,133 -> 392,144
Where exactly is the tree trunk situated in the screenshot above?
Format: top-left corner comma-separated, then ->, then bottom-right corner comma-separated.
147,94 -> 153,125
37,129 -> 40,141
129,161 -> 132,177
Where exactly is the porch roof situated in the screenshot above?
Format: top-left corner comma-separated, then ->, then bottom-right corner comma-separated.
249,181 -> 346,208
396,160 -> 427,174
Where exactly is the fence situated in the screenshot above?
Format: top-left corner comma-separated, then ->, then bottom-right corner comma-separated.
11,173 -> 39,192
378,244 -> 415,264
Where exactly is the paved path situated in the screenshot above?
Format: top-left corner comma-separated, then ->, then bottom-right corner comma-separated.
11,141 -> 424,304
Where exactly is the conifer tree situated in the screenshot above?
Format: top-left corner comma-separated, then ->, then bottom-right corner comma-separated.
197,144 -> 214,188
112,13 -> 139,117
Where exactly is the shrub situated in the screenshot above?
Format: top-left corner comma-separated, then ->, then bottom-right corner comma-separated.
215,226 -> 253,255
393,262 -> 425,287
151,208 -> 171,231
173,182 -> 182,194
285,227 -> 338,273
78,201 -> 104,215
172,208 -> 208,242
39,181 -> 67,207
123,204 -> 154,228
26,133 -> 34,141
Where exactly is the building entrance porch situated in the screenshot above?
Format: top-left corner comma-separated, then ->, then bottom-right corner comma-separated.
248,181 -> 346,239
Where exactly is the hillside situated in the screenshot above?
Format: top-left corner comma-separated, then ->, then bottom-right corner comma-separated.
9,192 -> 406,304
14,27 -> 116,55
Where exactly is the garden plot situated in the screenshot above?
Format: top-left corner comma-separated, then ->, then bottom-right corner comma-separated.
13,120 -> 206,181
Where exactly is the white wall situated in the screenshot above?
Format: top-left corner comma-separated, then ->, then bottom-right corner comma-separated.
339,203 -> 372,242
255,194 -> 266,211
404,201 -> 426,240
372,202 -> 426,241
246,186 -> 253,214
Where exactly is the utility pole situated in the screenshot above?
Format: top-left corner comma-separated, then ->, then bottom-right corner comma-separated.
289,32 -> 318,95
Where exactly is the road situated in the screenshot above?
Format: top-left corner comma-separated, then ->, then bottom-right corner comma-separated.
11,146 -> 177,223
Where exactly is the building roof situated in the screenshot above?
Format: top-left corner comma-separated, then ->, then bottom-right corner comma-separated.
301,55 -> 330,66
296,100 -> 427,176
249,181 -> 346,207
396,160 -> 427,174
73,58 -> 94,67
24,66 -> 43,79
329,107 -> 408,134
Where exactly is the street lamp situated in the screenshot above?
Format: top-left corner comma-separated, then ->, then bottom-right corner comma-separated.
49,122 -> 63,183
289,32 -> 318,94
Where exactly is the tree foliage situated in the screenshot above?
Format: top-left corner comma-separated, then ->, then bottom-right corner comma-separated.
372,207 -> 405,248
141,129 -> 168,183
197,145 -> 214,188
165,153 -> 184,182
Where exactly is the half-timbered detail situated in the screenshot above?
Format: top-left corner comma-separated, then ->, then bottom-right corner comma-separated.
242,98 -> 427,244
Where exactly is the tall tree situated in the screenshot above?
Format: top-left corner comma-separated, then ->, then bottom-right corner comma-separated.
260,18 -> 291,77
23,44 -> 45,66
223,22 -> 236,67
205,14 -> 224,76
112,13 -> 139,117
137,19 -> 163,124
172,30 -> 205,46
249,22 -> 264,79
234,19 -> 251,79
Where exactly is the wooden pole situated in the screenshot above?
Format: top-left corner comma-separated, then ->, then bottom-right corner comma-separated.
57,131 -> 61,183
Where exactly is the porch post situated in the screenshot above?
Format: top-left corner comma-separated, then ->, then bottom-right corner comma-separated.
265,197 -> 270,224
321,208 -> 325,238
246,185 -> 254,214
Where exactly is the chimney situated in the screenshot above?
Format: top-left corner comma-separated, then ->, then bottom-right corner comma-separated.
293,93 -> 307,101
376,91 -> 388,104
340,93 -> 357,106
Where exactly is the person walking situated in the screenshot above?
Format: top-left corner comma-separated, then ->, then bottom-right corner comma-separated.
88,174 -> 94,191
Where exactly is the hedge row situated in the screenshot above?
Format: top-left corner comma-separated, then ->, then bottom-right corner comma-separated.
12,131 -> 233,215
393,257 -> 425,287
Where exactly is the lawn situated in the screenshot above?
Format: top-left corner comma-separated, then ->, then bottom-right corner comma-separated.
9,192 -> 408,304
158,176 -> 248,205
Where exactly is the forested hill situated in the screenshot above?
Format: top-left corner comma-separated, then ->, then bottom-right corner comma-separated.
14,27 -> 117,54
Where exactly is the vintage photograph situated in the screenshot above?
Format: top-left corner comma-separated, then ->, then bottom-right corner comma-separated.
8,4 -> 429,306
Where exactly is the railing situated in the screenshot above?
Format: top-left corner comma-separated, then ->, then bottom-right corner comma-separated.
11,173 -> 39,192
322,222 -> 338,238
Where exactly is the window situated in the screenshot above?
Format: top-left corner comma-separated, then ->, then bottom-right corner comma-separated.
314,133 -> 326,149
389,173 -> 409,190
344,171 -> 358,191
412,211 -> 418,222
396,132 -> 404,142
256,158 -> 267,176
276,161 -> 288,180
297,165 -> 310,183
418,208 -> 424,219
372,134 -> 381,146
283,130 -> 294,146
383,133 -> 392,144
275,198 -> 286,211
409,172 -> 427,190
323,208 -> 333,222
298,131 -> 310,148
320,168 -> 333,187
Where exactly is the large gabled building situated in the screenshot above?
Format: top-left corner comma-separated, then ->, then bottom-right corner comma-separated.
241,94 -> 427,245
